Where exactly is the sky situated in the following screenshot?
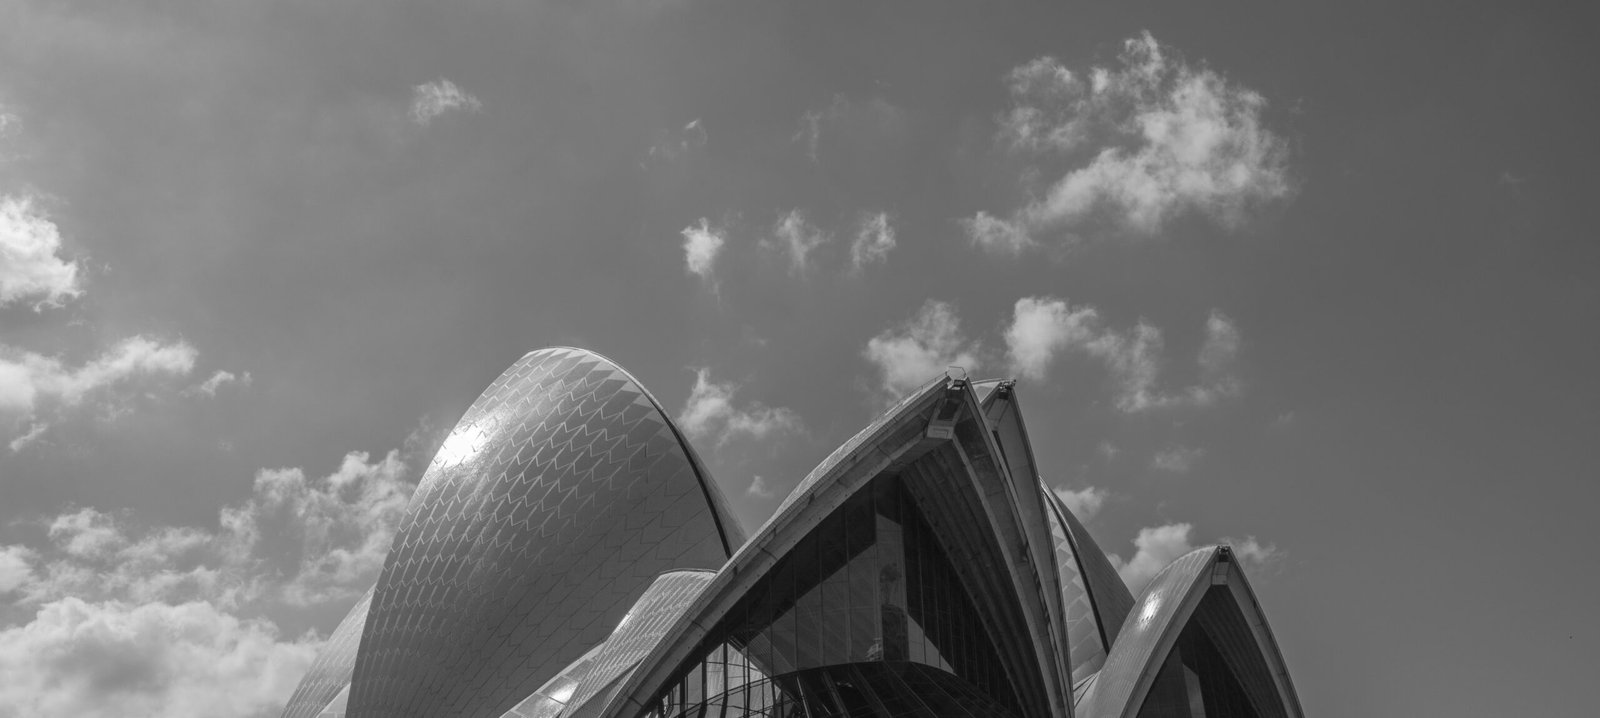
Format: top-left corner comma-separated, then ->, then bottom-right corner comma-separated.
0,1 -> 1595,716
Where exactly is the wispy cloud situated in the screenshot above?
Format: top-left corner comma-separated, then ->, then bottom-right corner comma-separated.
1151,445 -> 1205,473
849,212 -> 897,272
184,370 -> 251,398
678,368 -> 802,448
0,194 -> 82,310
747,475 -> 775,499
765,210 -> 830,275
793,95 -> 908,163
970,32 -> 1293,251
864,300 -> 982,397
0,337 -> 198,446
1003,298 -> 1241,412
409,79 -> 482,126
648,118 -> 708,162
1222,536 -> 1284,568
680,218 -> 725,285
1053,485 -> 1109,521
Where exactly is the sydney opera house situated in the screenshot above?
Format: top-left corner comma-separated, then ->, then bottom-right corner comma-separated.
281,347 -> 1302,718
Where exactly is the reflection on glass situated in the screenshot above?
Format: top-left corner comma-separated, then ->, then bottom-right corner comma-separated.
644,476 -> 1022,718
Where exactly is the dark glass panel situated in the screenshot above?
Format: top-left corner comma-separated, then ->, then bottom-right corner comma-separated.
649,476 -> 1024,718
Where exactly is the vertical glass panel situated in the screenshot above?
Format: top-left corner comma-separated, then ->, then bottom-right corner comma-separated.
845,492 -> 878,663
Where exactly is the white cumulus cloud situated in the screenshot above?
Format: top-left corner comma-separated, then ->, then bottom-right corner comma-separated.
1222,536 -> 1284,568
409,79 -> 482,126
0,598 -> 319,718
677,368 -> 802,448
680,218 -> 725,284
0,449 -> 415,716
971,31 -> 1293,250
1053,485 -> 1108,521
1002,298 -> 1241,412
1112,522 -> 1196,593
1004,297 -> 1101,380
864,300 -> 982,397
1112,523 -> 1284,593
0,194 -> 82,309
8,450 -> 413,610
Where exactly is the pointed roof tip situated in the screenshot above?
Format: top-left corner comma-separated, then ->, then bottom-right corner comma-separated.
1084,544 -> 1303,718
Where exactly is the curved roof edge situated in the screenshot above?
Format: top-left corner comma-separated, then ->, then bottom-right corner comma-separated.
500,569 -> 718,718
1079,546 -> 1303,718
534,347 -> 746,556
1044,486 -> 1135,651
977,381 -> 1076,705
592,377 -> 947,718
279,586 -> 374,718
595,375 -> 1076,718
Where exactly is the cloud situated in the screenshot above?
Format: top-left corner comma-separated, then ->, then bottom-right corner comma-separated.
0,194 -> 83,310
864,300 -> 982,397
1151,445 -> 1205,473
7,422 -> 48,453
998,295 -> 1235,409
971,31 -> 1292,249
0,598 -> 319,718
0,337 -> 198,446
0,545 -> 35,595
677,369 -> 802,449
8,451 -> 413,610
1112,524 -> 1284,593
849,212 -> 896,272
0,449 -> 414,716
793,95 -> 908,163
408,79 -> 482,126
765,210 -> 830,275
1222,536 -> 1284,569
1112,522 -> 1195,593
746,475 -> 775,499
680,218 -> 724,284
648,118 -> 708,162
184,370 -> 251,398
963,211 -> 1034,255
1053,485 -> 1108,521
1004,297 -> 1101,380
1193,310 -> 1242,403
1002,298 -> 1240,411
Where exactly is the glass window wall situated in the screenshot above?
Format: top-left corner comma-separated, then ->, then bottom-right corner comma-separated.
644,476 -> 1021,718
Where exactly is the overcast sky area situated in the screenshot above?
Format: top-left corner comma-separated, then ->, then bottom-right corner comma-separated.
0,2 -> 1595,716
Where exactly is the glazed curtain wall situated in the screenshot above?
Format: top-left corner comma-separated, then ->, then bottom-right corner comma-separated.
646,476 -> 1022,718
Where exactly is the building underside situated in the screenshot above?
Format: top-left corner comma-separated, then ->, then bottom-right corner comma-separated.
281,347 -> 1303,718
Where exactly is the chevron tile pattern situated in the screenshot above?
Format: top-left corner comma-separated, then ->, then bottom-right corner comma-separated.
503,570 -> 714,718
280,586 -> 374,718
1044,496 -> 1108,684
345,348 -> 735,718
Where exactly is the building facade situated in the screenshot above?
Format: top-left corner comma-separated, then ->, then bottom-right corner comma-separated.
281,347 -> 1302,718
